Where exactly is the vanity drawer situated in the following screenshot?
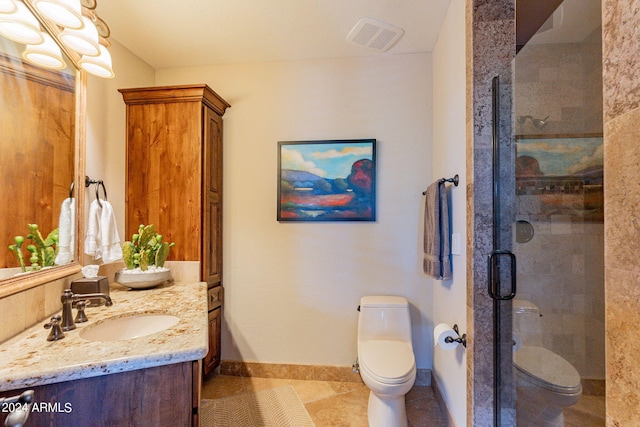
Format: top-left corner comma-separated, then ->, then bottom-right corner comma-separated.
208,286 -> 222,311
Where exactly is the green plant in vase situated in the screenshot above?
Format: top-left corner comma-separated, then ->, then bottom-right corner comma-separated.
122,224 -> 175,271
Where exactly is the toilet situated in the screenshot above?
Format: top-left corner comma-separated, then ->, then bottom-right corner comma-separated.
357,296 -> 416,427
513,299 -> 583,426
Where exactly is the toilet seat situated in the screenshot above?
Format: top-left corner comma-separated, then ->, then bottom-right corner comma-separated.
514,346 -> 582,394
359,340 -> 415,384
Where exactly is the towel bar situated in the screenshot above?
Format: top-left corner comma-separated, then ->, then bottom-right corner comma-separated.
85,176 -> 107,208
422,174 -> 459,195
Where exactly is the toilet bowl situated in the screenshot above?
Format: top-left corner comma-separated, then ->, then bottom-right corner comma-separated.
357,296 -> 416,427
513,299 -> 582,427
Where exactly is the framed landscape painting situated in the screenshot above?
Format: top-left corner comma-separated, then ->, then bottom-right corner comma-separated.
277,139 -> 377,221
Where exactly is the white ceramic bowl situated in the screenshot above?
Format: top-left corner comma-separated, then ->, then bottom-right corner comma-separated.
114,268 -> 172,289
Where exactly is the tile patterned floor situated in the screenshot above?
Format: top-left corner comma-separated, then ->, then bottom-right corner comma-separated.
201,375 -> 448,427
202,374 -> 605,426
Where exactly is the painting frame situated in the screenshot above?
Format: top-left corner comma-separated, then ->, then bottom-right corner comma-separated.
277,139 -> 377,222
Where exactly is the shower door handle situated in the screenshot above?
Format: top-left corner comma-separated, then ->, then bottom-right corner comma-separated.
487,250 -> 516,300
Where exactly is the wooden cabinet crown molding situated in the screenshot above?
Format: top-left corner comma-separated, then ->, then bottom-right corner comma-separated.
119,84 -> 230,116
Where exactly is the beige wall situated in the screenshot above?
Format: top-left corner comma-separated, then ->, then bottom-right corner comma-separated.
85,38 -> 155,246
154,54 -> 435,368
432,0 -> 468,425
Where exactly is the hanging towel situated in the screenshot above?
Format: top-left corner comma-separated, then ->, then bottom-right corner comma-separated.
99,200 -> 122,263
84,199 -> 101,259
423,180 -> 452,280
54,197 -> 75,265
84,199 -> 123,263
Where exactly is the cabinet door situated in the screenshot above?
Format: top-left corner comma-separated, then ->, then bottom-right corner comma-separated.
202,107 -> 223,284
204,307 -> 222,375
0,362 -> 194,426
125,101 -> 203,262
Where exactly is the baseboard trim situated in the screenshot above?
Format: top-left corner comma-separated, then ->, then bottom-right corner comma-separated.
432,372 -> 457,427
220,360 -> 432,386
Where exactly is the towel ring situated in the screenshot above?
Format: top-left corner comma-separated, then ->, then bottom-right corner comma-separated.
95,181 -> 107,207
85,176 -> 107,208
69,181 -> 75,199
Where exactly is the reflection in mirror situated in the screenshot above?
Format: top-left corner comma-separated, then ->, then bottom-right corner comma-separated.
0,2 -> 77,282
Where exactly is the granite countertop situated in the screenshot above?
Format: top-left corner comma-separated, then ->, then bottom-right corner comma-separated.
0,281 -> 208,392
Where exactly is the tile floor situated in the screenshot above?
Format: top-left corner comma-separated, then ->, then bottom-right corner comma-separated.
564,394 -> 606,427
201,374 -> 448,427
202,374 -> 605,426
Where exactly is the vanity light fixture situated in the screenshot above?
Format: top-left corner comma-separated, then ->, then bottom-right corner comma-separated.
33,0 -> 83,30
59,14 -> 99,56
0,1 -> 44,44
2,0 -> 114,77
78,41 -> 112,77
22,31 -> 66,69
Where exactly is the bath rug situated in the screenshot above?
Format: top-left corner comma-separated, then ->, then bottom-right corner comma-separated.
200,385 -> 316,427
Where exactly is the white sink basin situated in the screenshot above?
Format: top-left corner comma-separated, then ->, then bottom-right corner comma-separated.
79,313 -> 180,342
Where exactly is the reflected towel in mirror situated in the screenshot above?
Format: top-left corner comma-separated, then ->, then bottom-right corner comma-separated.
54,197 -> 76,265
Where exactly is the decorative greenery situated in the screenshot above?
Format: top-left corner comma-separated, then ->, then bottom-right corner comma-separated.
122,224 -> 175,271
8,224 -> 59,272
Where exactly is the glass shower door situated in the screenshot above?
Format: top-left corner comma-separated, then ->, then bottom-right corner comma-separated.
492,1 -> 604,425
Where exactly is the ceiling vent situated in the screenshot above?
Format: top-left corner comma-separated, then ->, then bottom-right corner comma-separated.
346,17 -> 404,52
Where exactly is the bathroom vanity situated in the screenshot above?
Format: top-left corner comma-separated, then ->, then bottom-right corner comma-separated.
0,281 -> 208,427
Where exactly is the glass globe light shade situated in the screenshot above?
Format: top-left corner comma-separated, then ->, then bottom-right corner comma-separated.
22,32 -> 66,70
0,1 -> 44,44
59,15 -> 99,56
34,0 -> 83,29
0,0 -> 17,14
79,43 -> 114,78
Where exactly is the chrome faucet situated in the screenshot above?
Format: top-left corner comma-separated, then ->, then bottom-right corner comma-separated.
60,289 -> 113,331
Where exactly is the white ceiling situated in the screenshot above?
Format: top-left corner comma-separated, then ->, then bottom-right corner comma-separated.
97,0 -> 452,69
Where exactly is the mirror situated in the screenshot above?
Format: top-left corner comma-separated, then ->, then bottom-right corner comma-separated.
0,0 -> 83,295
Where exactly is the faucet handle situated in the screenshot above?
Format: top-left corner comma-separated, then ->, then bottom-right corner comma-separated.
44,315 -> 65,341
75,300 -> 88,323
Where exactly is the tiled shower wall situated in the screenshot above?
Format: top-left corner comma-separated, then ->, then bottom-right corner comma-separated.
514,29 -> 603,137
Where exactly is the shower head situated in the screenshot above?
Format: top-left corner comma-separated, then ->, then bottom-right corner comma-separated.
517,115 -> 549,129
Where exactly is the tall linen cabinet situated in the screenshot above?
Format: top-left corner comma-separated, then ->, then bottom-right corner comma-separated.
119,85 -> 230,375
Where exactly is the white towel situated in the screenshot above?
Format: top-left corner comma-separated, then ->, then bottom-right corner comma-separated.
84,199 -> 101,259
84,199 -> 122,263
54,197 -> 75,265
99,200 -> 122,263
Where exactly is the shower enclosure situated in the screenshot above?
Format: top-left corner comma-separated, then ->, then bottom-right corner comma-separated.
491,0 -> 604,424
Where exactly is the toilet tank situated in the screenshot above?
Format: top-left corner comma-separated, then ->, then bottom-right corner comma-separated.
513,299 -> 543,346
358,296 -> 412,343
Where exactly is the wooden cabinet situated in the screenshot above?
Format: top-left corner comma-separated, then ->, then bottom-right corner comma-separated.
0,361 -> 200,427
203,286 -> 222,373
120,85 -> 229,375
205,307 -> 222,373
